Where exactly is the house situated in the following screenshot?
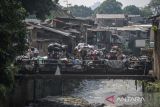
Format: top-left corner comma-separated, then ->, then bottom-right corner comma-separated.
114,25 -> 151,55
55,17 -> 94,26
95,14 -> 128,27
26,22 -> 75,56
117,25 -> 151,39
54,17 -> 94,42
149,14 -> 160,79
87,28 -> 122,51
128,15 -> 143,24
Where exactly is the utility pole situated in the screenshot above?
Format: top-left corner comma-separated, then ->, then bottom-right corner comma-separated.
64,0 -> 71,8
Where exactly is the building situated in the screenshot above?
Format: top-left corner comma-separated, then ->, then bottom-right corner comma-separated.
149,15 -> 160,79
117,25 -> 151,40
87,28 -> 122,51
128,15 -> 143,24
95,14 -> 128,27
54,17 -> 94,42
26,22 -> 75,56
116,25 -> 151,52
55,17 -> 94,26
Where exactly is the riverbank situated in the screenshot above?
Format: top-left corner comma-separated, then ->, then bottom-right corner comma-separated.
143,80 -> 160,92
32,96 -> 105,107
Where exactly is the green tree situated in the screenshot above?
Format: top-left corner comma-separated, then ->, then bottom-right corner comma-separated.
141,6 -> 153,17
149,0 -> 160,14
94,0 -> 123,14
123,5 -> 141,15
21,0 -> 59,20
69,5 -> 93,17
0,0 -> 27,102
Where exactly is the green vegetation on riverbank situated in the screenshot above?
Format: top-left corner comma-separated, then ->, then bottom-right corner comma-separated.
0,1 -> 26,105
0,0 -> 60,104
142,80 -> 160,92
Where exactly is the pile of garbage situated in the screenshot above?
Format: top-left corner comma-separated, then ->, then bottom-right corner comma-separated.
74,43 -> 104,60
16,42 -> 152,75
48,43 -> 67,59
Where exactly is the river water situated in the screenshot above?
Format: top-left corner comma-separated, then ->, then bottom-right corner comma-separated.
62,79 -> 160,107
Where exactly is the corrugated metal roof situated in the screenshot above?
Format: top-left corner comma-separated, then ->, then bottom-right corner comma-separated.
65,29 -> 81,34
40,25 -> 70,36
25,19 -> 41,24
128,15 -> 141,18
132,24 -> 152,28
26,22 -> 71,36
117,27 -> 141,31
87,28 -> 109,32
96,14 -> 125,19
116,26 -> 148,32
37,39 -> 57,42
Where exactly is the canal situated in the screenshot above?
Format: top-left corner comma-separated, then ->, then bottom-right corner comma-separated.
62,79 -> 160,107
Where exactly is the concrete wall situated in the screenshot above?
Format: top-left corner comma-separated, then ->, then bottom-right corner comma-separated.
153,29 -> 160,79
10,78 -> 63,107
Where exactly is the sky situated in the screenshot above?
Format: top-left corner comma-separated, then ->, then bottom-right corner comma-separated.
59,0 -> 151,8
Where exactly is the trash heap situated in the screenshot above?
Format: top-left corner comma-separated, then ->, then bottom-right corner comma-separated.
74,43 -> 104,60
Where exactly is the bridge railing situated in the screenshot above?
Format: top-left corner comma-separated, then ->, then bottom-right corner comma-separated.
16,59 -> 150,75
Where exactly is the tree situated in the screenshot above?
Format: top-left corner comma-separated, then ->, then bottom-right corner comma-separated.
141,6 -> 153,17
149,0 -> 160,15
94,0 -> 123,14
123,5 -> 141,15
69,5 -> 93,17
21,0 -> 59,20
0,0 -> 27,102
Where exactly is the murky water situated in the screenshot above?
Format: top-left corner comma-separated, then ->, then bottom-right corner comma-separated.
62,79 -> 160,107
